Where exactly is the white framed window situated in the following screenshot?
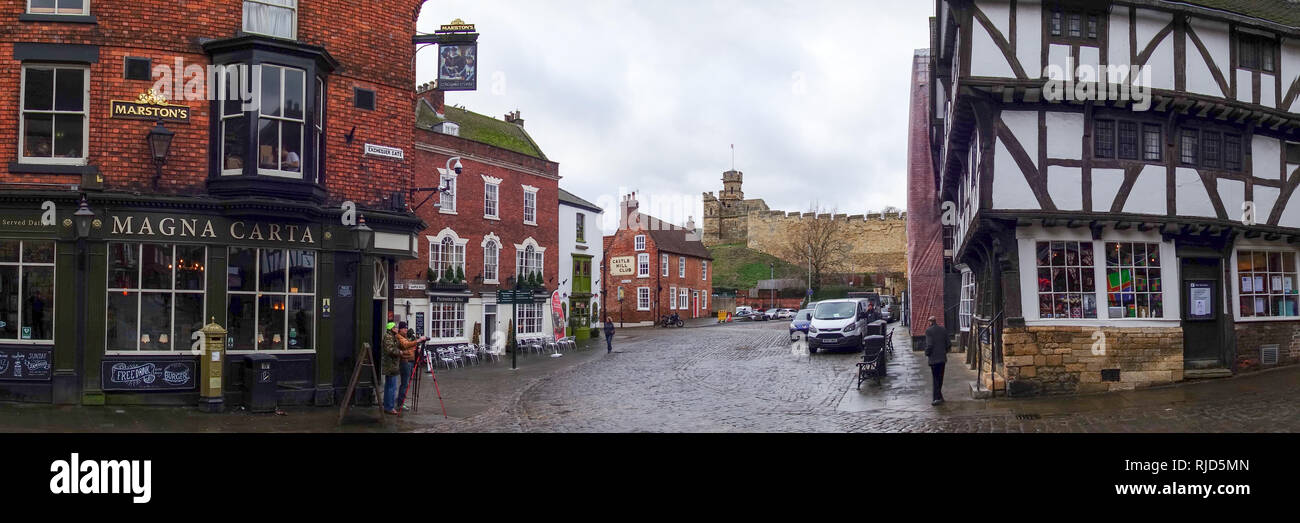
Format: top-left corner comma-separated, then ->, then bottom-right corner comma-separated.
514,238 -> 545,281
702,292 -> 707,310
959,269 -> 974,332
702,260 -> 708,280
637,253 -> 650,278
439,171 -> 458,214
26,0 -> 88,15
219,64 -> 248,175
482,234 -> 501,284
523,185 -> 538,225
430,302 -> 466,340
483,177 -> 500,219
635,235 -> 646,251
679,289 -> 688,310
105,243 -> 207,353
1034,240 -> 1098,319
243,0 -> 297,40
637,287 -> 651,310
517,303 -> 543,334
669,287 -> 677,310
1104,242 -> 1164,319
0,240 -> 55,343
679,256 -> 686,278
576,213 -> 586,242
428,229 -> 467,281
19,65 -> 88,165
661,253 -> 668,276
1234,249 -> 1299,319
255,64 -> 307,178
224,247 -> 315,352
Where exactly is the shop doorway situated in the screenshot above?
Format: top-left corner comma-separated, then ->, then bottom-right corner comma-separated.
1180,257 -> 1226,369
484,304 -> 497,351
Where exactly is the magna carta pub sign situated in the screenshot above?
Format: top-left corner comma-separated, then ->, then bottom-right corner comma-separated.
107,212 -> 318,246
110,89 -> 191,122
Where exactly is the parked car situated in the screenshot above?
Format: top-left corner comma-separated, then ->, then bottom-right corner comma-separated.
764,308 -> 781,320
881,303 -> 897,323
807,299 -> 872,353
777,308 -> 797,319
735,306 -> 754,317
789,309 -> 814,340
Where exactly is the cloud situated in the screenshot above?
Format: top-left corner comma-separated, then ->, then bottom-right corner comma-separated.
417,1 -> 932,232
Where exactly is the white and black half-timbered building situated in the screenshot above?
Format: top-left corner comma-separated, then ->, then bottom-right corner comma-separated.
930,0 -> 1300,395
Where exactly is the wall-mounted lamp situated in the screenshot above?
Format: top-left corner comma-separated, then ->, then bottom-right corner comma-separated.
146,120 -> 175,189
73,194 -> 94,239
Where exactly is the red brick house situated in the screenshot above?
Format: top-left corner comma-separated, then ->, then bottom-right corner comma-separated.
394,87 -> 560,349
602,193 -> 712,326
0,0 -> 427,406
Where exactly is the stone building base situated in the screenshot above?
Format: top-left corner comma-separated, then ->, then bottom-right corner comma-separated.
1233,321 -> 1300,371
999,325 -> 1184,396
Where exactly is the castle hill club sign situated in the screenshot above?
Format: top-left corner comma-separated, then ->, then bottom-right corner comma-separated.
108,213 -> 318,245
109,89 -> 191,123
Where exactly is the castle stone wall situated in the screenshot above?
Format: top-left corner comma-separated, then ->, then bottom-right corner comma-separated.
745,211 -> 909,277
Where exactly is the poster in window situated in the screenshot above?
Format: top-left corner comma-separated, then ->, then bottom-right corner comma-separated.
1188,281 -> 1213,320
1255,297 -> 1266,314
1254,276 -> 1265,293
437,44 -> 477,91
1082,294 -> 1097,318
1242,276 -> 1253,293
1287,277 -> 1295,294
1273,276 -> 1284,294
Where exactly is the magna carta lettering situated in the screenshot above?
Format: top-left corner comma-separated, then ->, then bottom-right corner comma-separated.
109,214 -> 316,244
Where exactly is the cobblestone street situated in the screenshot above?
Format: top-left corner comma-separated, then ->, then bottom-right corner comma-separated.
2,320 -> 1298,432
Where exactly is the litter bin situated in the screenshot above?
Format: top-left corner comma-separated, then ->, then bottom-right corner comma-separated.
863,335 -> 886,377
866,320 -> 887,338
242,353 -> 278,413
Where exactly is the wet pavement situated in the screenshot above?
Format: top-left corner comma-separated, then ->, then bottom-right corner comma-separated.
2,321 -> 1298,432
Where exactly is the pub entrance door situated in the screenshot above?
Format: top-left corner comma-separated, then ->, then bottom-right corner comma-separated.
1180,257 -> 1227,369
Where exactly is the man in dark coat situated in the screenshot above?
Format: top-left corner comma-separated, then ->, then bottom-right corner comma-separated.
864,301 -> 882,324
603,316 -> 616,354
924,316 -> 950,405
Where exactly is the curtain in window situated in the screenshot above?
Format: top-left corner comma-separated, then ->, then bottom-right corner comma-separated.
244,0 -> 296,39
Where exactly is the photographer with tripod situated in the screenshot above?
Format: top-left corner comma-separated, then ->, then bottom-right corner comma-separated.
382,321 -> 427,415
394,321 -> 428,415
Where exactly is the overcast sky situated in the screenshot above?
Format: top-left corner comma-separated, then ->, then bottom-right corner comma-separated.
416,1 -> 933,232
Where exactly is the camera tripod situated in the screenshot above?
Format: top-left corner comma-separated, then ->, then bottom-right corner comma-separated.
400,346 -> 448,419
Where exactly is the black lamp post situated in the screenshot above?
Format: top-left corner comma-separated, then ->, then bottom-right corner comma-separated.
73,195 -> 95,239
71,195 -> 94,404
355,213 -> 373,253
147,120 -> 175,189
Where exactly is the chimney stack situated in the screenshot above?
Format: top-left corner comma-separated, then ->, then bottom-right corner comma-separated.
619,192 -> 640,230
504,109 -> 524,127
416,82 -> 445,117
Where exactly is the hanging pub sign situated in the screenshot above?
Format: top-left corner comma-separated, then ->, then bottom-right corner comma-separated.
110,89 -> 190,122
437,43 -> 477,91
101,359 -> 196,391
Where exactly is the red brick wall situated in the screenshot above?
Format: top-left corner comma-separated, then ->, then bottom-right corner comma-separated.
906,50 -> 945,329
0,0 -> 422,207
602,227 -> 713,324
393,128 -> 561,299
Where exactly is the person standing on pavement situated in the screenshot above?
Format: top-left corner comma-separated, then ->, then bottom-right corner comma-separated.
381,322 -> 402,414
603,316 -> 615,354
924,316 -> 950,405
394,321 -> 428,414
864,301 -> 882,324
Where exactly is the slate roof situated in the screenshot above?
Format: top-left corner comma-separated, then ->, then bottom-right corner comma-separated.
628,212 -> 712,260
415,99 -> 547,160
558,188 -> 603,213
1179,0 -> 1300,28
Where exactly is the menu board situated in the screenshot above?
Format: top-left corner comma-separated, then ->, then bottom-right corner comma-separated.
101,359 -> 196,391
0,348 -> 53,381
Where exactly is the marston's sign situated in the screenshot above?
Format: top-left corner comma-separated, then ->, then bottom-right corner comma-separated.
110,89 -> 190,122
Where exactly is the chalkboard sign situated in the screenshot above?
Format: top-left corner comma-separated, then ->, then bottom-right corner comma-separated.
0,348 -> 53,381
101,359 -> 196,391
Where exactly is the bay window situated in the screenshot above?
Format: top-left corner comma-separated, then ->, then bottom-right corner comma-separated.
20,65 -> 88,164
106,244 -> 205,352
257,64 -> 306,177
517,303 -> 543,334
226,247 -> 315,351
0,240 -> 55,342
1105,242 -> 1163,319
243,0 -> 297,40
430,303 -> 466,339
1236,250 -> 1299,318
1035,240 -> 1097,319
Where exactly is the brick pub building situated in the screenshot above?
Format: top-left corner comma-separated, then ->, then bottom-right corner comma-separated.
393,86 -> 560,350
602,193 -> 712,326
0,0 -> 428,406
906,48 -> 954,344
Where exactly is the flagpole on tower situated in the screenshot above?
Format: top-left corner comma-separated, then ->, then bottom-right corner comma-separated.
731,144 -> 734,171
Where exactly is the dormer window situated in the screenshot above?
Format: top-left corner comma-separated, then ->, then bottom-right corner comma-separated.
243,0 -> 297,40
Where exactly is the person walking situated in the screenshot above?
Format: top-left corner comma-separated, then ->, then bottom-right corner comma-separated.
394,321 -> 427,415
381,322 -> 402,415
924,316 -> 950,405
603,316 -> 615,354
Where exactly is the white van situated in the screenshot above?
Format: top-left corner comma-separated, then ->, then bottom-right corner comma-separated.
807,298 -> 870,353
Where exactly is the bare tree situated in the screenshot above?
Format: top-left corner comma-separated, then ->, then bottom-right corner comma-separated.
779,204 -> 854,291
